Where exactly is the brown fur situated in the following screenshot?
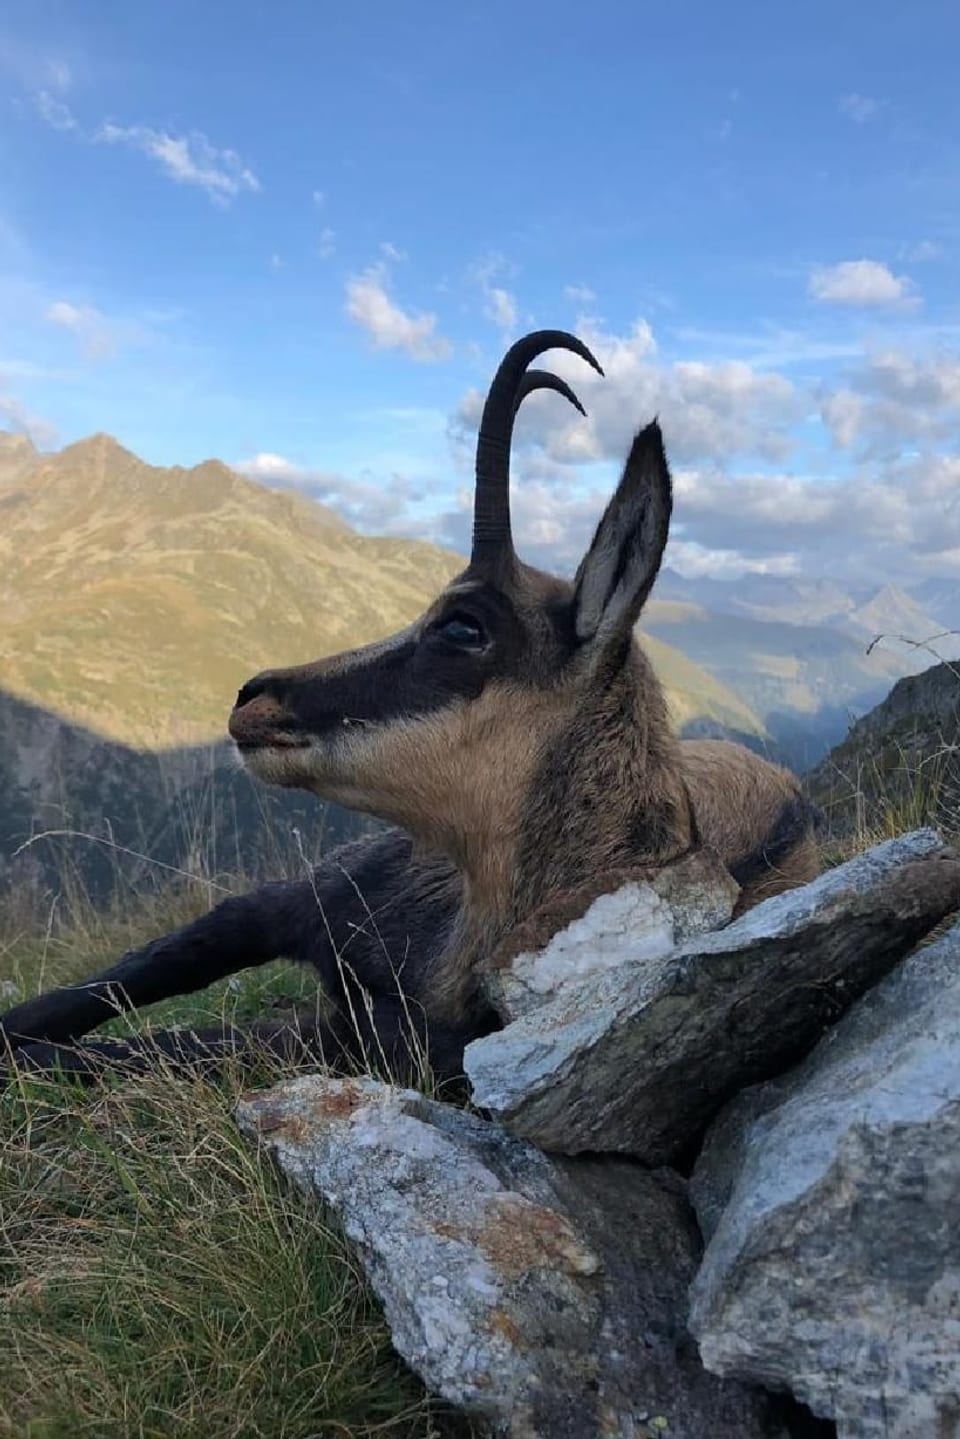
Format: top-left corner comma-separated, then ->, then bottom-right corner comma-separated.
227,393 -> 823,1023
235,563 -> 821,1022
0,334 -> 824,1092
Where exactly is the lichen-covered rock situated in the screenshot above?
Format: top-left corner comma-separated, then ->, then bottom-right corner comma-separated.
465,829 -> 960,1163
484,849 -> 739,1020
689,912 -> 960,1438
236,1075 -> 796,1439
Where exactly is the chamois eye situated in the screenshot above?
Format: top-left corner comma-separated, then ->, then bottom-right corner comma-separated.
435,613 -> 487,649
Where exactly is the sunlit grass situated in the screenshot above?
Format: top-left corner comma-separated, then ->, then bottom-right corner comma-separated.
0,848 -> 473,1439
3,728 -> 959,1438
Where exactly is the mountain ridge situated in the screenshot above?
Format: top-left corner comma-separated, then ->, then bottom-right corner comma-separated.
2,425 -> 949,774
0,426 -> 765,751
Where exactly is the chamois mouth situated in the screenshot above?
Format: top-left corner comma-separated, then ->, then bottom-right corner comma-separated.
232,733 -> 311,752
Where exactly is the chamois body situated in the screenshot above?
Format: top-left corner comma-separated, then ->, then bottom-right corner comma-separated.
0,331 -> 821,1088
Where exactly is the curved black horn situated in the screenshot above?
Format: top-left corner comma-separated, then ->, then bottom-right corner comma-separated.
513,369 -> 587,418
472,330 -> 603,570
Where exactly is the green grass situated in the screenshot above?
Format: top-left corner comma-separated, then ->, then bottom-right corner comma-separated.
0,877 -> 474,1439
3,743 -> 958,1439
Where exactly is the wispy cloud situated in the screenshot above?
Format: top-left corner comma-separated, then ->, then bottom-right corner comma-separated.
808,259 -> 918,307
44,298 -> 146,360
564,284 -> 597,306
899,239 -> 942,263
96,122 -> 260,203
469,253 -> 519,335
317,227 -> 336,259
484,286 -> 517,332
345,261 -> 452,362
34,89 -> 77,132
0,37 -> 72,95
820,348 -> 960,454
838,92 -> 883,124
236,450 -> 421,531
454,317 -> 803,470
32,93 -> 260,205
0,382 -> 58,446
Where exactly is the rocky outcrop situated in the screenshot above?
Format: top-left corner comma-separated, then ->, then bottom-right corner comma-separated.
465,830 -> 960,1164
237,1076 -> 800,1439
689,911 -> 960,1437
806,659 -> 960,835
232,828 -> 960,1437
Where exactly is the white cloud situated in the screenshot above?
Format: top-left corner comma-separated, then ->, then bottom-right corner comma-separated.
838,92 -> 882,123
808,259 -> 917,307
312,189 -> 326,207
44,299 -> 133,359
469,253 -> 521,335
899,240 -> 942,263
236,451 -> 420,531
317,227 -> 336,259
0,38 -> 72,95
269,253 -> 284,272
820,389 -> 863,449
0,384 -> 57,446
32,94 -> 260,205
236,451 -> 302,482
34,89 -> 77,132
664,540 -> 800,580
380,241 -> 406,262
564,284 -> 597,306
819,349 -> 960,453
444,315 -> 960,587
455,317 -> 803,469
484,286 -> 517,332
96,123 -> 260,203
45,299 -> 113,358
345,263 -> 452,362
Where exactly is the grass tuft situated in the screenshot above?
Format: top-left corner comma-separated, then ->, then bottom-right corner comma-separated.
0,853 -> 474,1439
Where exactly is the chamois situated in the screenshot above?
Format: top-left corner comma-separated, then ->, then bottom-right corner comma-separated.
0,330 -> 821,1090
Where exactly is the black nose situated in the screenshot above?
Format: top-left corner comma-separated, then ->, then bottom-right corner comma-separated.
235,671 -> 285,709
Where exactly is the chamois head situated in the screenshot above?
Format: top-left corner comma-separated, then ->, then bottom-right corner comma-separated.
230,331 -> 688,911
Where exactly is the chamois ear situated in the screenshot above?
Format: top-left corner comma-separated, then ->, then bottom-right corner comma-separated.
572,420 -> 672,652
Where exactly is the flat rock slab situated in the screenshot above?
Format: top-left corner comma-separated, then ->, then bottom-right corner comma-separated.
484,849 -> 739,1021
465,829 -> 960,1164
689,913 -> 960,1437
236,1075 -> 796,1439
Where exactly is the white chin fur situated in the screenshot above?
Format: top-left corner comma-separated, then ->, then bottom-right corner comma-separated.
238,742 -> 327,789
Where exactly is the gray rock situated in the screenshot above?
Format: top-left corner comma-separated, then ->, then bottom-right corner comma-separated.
689,912 -> 960,1437
236,1075 -> 795,1439
465,828 -> 960,1164
484,849 -> 739,1021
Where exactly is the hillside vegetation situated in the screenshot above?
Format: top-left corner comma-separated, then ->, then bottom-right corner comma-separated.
808,659 -> 960,842
0,429 -> 764,752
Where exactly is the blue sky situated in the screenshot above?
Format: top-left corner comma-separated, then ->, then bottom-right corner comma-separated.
1,0 -> 959,587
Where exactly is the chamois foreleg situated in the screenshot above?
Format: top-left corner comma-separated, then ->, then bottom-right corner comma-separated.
4,992 -> 481,1097
0,880 -> 307,1054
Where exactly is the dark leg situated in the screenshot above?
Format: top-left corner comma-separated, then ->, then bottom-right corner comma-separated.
3,1015 -> 329,1085
3,992 -> 484,1096
0,880 -> 308,1052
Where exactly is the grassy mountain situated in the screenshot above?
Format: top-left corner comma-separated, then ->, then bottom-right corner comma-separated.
0,432 -> 467,749
0,430 -> 761,750
0,428 -> 764,893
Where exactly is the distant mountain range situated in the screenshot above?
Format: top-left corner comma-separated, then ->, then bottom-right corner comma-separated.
1,425 -> 953,891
